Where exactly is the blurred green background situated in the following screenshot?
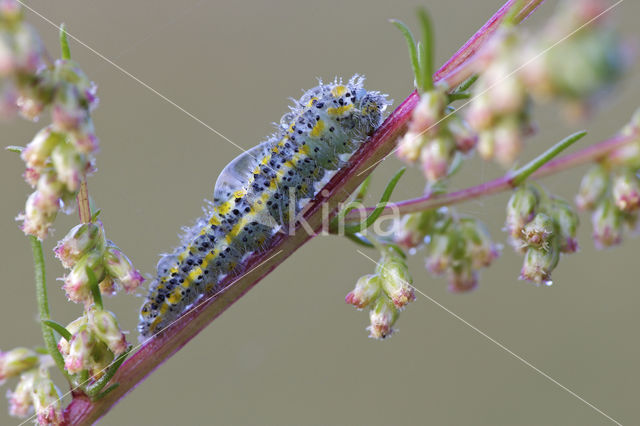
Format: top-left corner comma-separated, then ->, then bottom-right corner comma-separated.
1,0 -> 639,424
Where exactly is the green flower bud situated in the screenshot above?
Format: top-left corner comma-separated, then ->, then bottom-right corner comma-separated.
367,296 -> 398,340
345,274 -> 381,310
522,213 -> 555,250
420,136 -> 455,182
592,199 -> 623,249
32,374 -> 63,426
506,185 -> 539,239
0,347 -> 38,382
575,164 -> 609,211
88,308 -> 127,355
612,169 -> 640,213
379,256 -> 415,310
459,218 -> 499,269
520,244 -> 559,285
392,211 -> 434,250
447,262 -> 478,293
54,221 -> 104,268
548,198 -> 579,253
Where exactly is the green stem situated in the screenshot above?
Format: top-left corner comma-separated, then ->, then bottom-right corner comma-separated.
30,236 -> 69,380
511,131 -> 587,186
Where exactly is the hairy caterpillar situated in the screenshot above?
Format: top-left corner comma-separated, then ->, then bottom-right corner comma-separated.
138,76 -> 390,337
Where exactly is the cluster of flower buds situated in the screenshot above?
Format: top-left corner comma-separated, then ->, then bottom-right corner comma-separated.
574,110 -> 640,248
0,0 -> 45,120
421,209 -> 500,292
396,86 -> 477,183
57,307 -> 128,380
520,0 -> 628,118
1,347 -> 63,425
466,28 -> 532,167
345,249 -> 415,339
54,220 -> 144,304
505,186 -> 579,284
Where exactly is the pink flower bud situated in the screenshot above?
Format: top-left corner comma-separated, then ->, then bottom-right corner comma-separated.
103,244 -> 145,293
575,164 -> 609,211
396,131 -> 425,163
591,199 -> 623,249
345,274 -> 381,309
34,172 -> 64,214
7,370 -> 36,418
548,198 -> 579,253
17,191 -> 58,239
505,186 -> 539,239
88,308 -> 128,355
409,89 -> 447,134
484,62 -> 526,116
379,257 -> 415,310
466,93 -> 494,131
16,93 -> 44,121
493,118 -> 523,167
64,328 -> 93,374
57,316 -> 87,356
459,219 -> 500,269
70,119 -> 99,154
20,126 -> 61,170
420,137 -> 454,182
520,245 -> 559,285
51,142 -> 83,192
0,347 -> 38,382
612,170 -> 640,213
54,221 -> 104,268
425,233 -> 453,275
477,130 -> 494,160
367,297 -> 398,340
32,375 -> 63,426
447,113 -> 477,153
447,264 -> 478,293
392,211 -> 433,249
522,213 -> 555,250
62,249 -> 105,304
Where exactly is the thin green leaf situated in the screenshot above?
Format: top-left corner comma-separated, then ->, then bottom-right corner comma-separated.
417,7 -> 434,91
451,74 -> 478,94
344,168 -> 406,234
390,19 -> 422,90
34,347 -> 50,355
91,208 -> 102,222
60,24 -> 71,60
86,266 -> 103,310
95,383 -> 119,400
512,131 -> 587,186
344,232 -> 375,248
42,319 -> 72,341
354,175 -> 372,202
6,145 -> 23,153
447,92 -> 471,102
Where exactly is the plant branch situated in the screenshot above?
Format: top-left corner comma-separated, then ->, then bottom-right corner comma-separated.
351,132 -> 637,218
63,0 -> 545,423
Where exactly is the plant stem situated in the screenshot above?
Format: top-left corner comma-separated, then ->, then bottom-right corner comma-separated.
352,132 -> 637,218
77,177 -> 91,223
63,1 -> 545,423
30,236 -> 69,380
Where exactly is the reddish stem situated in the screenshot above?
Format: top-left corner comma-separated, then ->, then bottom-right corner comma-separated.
63,1 -> 545,423
355,132 -> 637,217
76,176 -> 91,224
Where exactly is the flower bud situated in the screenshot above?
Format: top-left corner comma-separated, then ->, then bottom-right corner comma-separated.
20,126 -> 61,170
16,93 -> 45,121
575,164 -> 609,210
505,186 -> 539,239
485,62 -> 526,116
346,274 -> 381,309
54,221 -> 104,268
0,347 -> 38,382
425,232 -> 453,275
17,190 -> 58,239
548,198 -> 579,253
396,131 -> 425,163
88,308 -> 127,355
392,211 -> 433,249
477,130 -> 494,160
493,117 -> 523,167
7,370 -> 36,418
447,263 -> 478,293
57,316 -> 87,356
459,219 -> 499,269
409,89 -> 447,134
69,119 -> 99,154
591,199 -> 623,249
51,142 -> 83,192
447,113 -> 477,153
522,213 -> 555,250
64,327 -> 93,374
103,244 -> 145,293
612,169 -> 640,213
367,297 -> 398,340
420,136 -> 454,182
34,172 -> 64,214
32,375 -> 63,426
62,249 -> 105,304
379,257 -> 415,310
466,93 -> 493,131
520,244 -> 559,285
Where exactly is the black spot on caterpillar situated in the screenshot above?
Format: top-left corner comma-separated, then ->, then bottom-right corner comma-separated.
138,76 -> 390,337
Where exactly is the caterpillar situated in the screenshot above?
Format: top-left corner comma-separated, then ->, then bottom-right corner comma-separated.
138,75 -> 390,337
